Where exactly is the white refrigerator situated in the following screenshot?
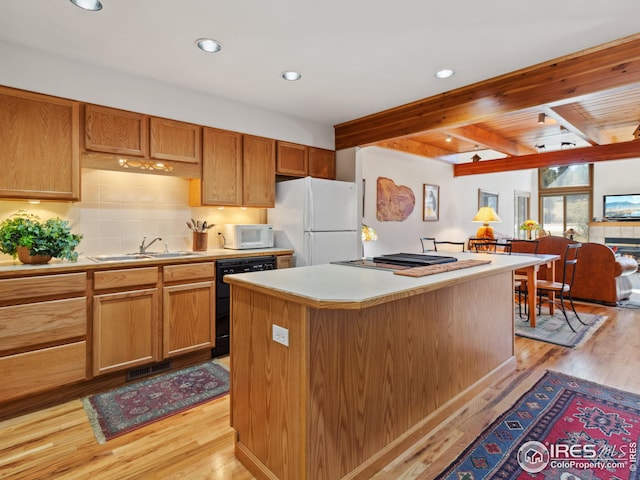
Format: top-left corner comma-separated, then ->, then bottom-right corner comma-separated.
267,177 -> 360,266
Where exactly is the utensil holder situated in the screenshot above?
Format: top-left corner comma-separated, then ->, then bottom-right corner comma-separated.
192,232 -> 208,251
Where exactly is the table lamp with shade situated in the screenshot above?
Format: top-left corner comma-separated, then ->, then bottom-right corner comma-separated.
472,206 -> 501,239
564,227 -> 578,240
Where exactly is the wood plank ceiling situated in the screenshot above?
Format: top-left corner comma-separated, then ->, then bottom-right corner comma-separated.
334,33 -> 640,176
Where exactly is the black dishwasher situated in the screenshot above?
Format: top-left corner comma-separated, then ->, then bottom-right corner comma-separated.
212,256 -> 277,358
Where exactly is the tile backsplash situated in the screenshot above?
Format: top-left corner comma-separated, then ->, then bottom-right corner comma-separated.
0,168 -> 265,260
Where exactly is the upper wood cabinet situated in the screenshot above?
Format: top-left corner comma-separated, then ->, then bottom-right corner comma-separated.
82,104 -> 201,177
190,130 -> 275,207
200,127 -> 243,205
150,117 -> 201,164
0,86 -> 80,201
276,141 -> 308,176
243,135 -> 276,207
83,104 -> 148,157
308,147 -> 336,180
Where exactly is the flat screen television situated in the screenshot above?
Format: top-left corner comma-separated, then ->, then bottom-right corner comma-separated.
603,194 -> 640,221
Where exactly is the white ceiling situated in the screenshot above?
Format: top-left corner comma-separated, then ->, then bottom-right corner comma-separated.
1,0 -> 640,127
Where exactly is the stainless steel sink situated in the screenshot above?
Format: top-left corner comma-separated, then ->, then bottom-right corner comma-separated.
88,251 -> 202,262
145,251 -> 202,258
88,254 -> 151,262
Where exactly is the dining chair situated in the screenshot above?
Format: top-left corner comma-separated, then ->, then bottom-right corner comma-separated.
535,243 -> 585,332
433,240 -> 465,252
419,237 -> 437,252
509,239 -> 540,318
508,239 -> 540,254
472,240 -> 512,254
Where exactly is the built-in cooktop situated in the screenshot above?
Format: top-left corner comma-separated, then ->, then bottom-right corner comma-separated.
332,253 -> 458,271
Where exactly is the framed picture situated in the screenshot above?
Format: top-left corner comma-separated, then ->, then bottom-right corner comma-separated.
423,184 -> 439,221
478,189 -> 498,213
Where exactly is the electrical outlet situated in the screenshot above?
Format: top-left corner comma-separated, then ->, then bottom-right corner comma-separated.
272,324 -> 289,347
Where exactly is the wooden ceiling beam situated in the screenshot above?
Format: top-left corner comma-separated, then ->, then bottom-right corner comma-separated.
546,104 -> 612,145
377,139 -> 453,158
447,125 -> 537,156
453,140 -> 640,176
335,34 -> 640,150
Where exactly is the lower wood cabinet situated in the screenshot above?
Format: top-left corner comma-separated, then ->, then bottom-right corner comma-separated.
163,281 -> 215,357
276,254 -> 294,269
92,288 -> 160,376
0,342 -> 87,401
92,266 -> 160,376
162,262 -> 215,358
92,262 -> 215,375
0,272 -> 88,402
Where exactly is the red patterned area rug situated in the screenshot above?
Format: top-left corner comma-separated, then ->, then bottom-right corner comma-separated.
435,371 -> 640,480
83,360 -> 229,443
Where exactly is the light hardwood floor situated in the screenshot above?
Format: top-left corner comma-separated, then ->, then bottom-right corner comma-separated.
1,301 -> 638,480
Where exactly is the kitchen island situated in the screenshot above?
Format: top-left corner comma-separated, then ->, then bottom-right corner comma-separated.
225,252 -> 545,480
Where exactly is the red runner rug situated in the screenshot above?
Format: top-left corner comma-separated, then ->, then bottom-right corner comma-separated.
436,371 -> 639,479
83,360 -> 229,443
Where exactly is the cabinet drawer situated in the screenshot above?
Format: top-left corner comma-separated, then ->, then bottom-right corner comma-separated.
0,341 -> 87,401
94,267 -> 158,290
163,262 -> 214,282
0,273 -> 86,303
0,297 -> 86,353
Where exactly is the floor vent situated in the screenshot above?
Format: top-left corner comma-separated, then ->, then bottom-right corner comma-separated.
126,360 -> 171,381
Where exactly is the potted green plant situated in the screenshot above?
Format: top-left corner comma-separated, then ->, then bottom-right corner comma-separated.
0,212 -> 83,264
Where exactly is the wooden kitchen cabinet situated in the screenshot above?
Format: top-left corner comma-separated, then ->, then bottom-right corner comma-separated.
308,146 -> 336,179
92,267 -> 160,376
196,127 -> 243,206
83,104 -> 148,157
82,103 -> 201,177
150,117 -> 201,164
276,141 -> 308,176
0,86 -> 80,201
0,272 -> 87,402
162,262 -> 215,357
276,254 -> 294,269
193,132 -> 275,207
242,134 -> 276,207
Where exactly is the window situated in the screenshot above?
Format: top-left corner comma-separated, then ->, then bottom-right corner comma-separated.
514,191 -> 530,239
538,164 -> 592,241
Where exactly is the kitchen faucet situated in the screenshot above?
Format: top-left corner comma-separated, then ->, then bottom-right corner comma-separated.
139,236 -> 162,254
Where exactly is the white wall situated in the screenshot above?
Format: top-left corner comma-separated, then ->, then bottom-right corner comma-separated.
593,159 -> 640,221
0,40 -> 334,149
357,147 -> 536,257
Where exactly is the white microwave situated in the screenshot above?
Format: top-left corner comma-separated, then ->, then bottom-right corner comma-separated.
217,224 -> 274,250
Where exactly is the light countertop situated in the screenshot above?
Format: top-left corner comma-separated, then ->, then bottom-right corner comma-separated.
224,252 -> 548,309
0,247 -> 293,278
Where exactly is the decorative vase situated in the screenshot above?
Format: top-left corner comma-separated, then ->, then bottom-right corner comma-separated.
16,246 -> 52,264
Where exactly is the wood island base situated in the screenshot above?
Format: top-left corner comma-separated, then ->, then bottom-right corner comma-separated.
229,269 -> 516,480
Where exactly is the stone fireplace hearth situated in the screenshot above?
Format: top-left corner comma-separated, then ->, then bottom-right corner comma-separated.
589,222 -> 640,262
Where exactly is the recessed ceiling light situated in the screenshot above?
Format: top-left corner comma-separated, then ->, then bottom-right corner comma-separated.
196,38 -> 223,53
435,68 -> 455,79
69,0 -> 103,11
282,71 -> 302,81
